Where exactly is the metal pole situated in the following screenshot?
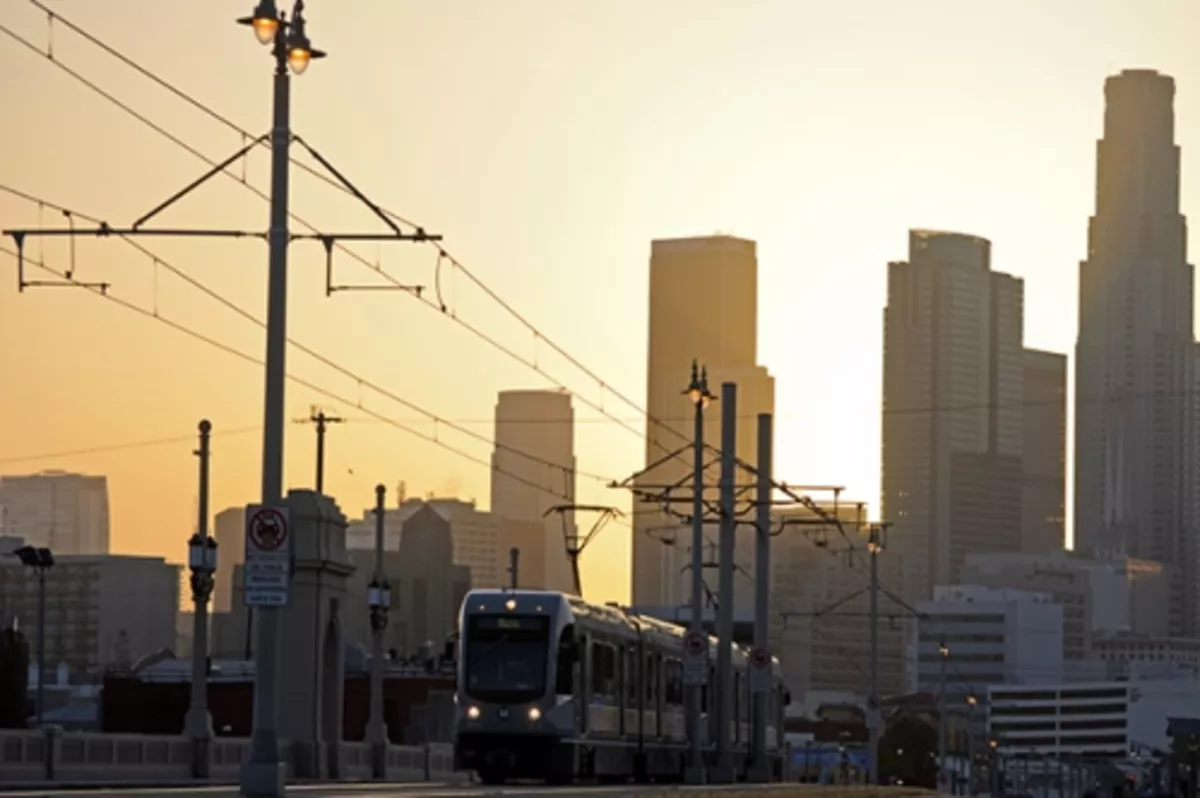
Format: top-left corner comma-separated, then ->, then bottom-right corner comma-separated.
187,420 -> 214,778
36,568 -> 45,727
939,640 -> 948,793
713,381 -> 737,782
243,26 -> 291,798
750,412 -> 772,782
868,526 -> 880,785
685,362 -> 707,784
314,412 -> 326,495
367,484 -> 389,778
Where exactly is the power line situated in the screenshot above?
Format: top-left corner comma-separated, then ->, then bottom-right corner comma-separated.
0,13 -> 654,451
0,183 -> 614,487
0,426 -> 260,466
0,245 -> 603,505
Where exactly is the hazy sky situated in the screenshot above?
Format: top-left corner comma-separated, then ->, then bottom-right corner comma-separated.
2,0 -> 1198,606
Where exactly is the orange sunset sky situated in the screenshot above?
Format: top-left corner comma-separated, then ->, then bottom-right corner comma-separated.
3,0 -> 1200,605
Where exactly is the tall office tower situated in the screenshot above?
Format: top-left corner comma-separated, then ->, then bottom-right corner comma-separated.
490,389 -> 576,594
1022,349 -> 1067,554
632,235 -> 775,610
881,230 -> 1025,603
0,471 -> 111,555
1073,70 -> 1195,636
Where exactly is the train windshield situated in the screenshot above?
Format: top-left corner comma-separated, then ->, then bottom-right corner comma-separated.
463,613 -> 550,703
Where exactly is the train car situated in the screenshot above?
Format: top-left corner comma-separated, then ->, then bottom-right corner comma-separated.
453,588 -> 790,785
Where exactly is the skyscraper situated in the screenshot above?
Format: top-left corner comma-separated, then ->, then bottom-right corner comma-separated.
633,235 -> 774,610
490,389 -> 576,593
1074,69 -> 1194,635
881,230 -> 1025,602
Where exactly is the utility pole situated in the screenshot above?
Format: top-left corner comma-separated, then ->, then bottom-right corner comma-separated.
508,547 -> 519,589
296,407 -> 343,495
749,412 -> 773,783
713,381 -> 737,782
868,523 -> 883,786
939,638 -> 949,793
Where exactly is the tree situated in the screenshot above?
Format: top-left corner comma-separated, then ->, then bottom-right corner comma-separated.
878,713 -> 939,788
0,627 -> 30,728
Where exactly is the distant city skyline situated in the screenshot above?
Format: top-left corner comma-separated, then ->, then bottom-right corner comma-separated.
3,1 -> 1200,607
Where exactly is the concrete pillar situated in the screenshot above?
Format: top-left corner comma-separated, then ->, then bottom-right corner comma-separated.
276,490 -> 353,779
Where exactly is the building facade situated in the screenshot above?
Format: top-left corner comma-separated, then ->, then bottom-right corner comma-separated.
881,230 -> 1026,603
1073,69 -> 1196,636
770,503 -> 909,700
490,389 -> 576,594
1022,349 -> 1067,554
633,235 -> 775,610
0,555 -> 179,681
0,471 -> 111,555
914,585 -> 1064,694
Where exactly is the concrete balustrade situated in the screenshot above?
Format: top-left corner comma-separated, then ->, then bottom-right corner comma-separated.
0,728 -> 467,786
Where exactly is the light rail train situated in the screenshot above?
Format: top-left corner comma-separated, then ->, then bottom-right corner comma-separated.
453,588 -> 790,785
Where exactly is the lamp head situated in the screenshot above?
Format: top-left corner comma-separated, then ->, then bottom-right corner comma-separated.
238,0 -> 280,45
286,0 -> 326,75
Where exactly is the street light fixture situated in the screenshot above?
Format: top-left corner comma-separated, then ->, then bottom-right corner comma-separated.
367,570 -> 391,779
238,0 -> 326,74
12,545 -> 53,727
187,533 -> 219,584
368,579 -> 392,631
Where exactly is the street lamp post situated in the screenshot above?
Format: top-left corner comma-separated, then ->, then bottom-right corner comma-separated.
12,546 -> 54,727
234,2 -> 324,795
684,360 -> 714,784
186,419 -> 218,778
185,532 -> 218,776
366,484 -> 391,779
367,580 -> 392,774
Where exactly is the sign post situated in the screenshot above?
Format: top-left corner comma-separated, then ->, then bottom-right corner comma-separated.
749,646 -> 772,694
242,505 -> 292,608
682,629 -> 709,686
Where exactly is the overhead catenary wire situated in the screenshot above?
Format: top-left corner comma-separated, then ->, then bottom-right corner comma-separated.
0,6 -> 1116,553
0,183 -> 614,487
0,244 -> 604,506
0,13 -> 654,449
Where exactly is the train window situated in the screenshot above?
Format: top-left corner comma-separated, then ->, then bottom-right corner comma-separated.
648,652 -> 657,705
665,659 -> 683,706
625,647 -> 639,706
590,641 -> 617,700
555,625 -> 576,696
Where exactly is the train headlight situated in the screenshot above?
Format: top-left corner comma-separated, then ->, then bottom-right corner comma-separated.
528,707 -> 541,721
466,706 -> 481,720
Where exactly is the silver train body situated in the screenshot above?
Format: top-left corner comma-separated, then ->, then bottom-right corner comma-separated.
453,588 -> 790,785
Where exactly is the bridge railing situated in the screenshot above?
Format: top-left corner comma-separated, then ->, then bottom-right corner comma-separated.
0,728 -> 465,785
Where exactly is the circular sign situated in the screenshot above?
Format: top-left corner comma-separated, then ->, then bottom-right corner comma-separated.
248,508 -> 289,552
684,630 -> 706,657
751,647 -> 771,669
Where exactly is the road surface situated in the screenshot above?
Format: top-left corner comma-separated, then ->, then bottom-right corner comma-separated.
0,781 -> 867,798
